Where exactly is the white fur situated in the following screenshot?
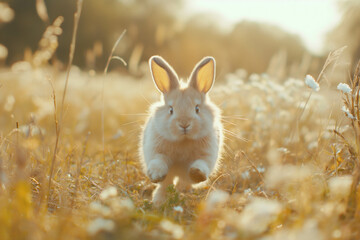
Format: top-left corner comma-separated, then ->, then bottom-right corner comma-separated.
190,159 -> 210,177
147,158 -> 168,182
140,56 -> 223,206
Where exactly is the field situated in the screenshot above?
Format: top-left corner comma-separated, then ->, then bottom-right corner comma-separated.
1,50 -> 360,240
1,2 -> 360,240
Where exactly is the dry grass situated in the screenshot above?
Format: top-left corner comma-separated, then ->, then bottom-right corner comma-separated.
0,54 -> 359,239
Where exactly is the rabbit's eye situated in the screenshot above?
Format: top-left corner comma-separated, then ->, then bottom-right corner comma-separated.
195,105 -> 200,114
169,106 -> 174,115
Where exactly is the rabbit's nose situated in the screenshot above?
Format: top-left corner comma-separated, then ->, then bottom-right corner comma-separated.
179,123 -> 190,129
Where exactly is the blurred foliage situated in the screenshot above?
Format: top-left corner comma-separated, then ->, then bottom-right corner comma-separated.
327,0 -> 360,70
0,0 -> 307,76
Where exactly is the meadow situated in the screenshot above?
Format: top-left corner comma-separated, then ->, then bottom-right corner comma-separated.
1,2 -> 360,240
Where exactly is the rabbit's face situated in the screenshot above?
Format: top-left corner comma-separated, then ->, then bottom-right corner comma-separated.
154,87 -> 214,141
149,55 -> 217,141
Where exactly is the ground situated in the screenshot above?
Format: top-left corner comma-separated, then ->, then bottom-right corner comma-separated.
0,60 -> 359,240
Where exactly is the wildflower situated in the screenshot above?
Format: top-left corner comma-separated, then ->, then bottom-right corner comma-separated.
11,61 -> 32,72
173,206 -> 183,213
235,68 -> 247,79
241,170 -> 250,179
277,147 -> 290,154
89,201 -> 111,216
308,141 -> 318,150
337,83 -> 352,93
265,164 -> 312,190
256,166 -> 265,173
341,106 -> 356,120
284,78 -> 304,88
160,220 -> 184,239
299,220 -> 324,240
244,188 -> 252,195
328,175 -> 353,199
0,44 -> 8,60
249,73 -> 260,82
100,186 -> 117,200
87,218 -> 115,236
206,189 -> 229,210
18,125 -> 45,137
0,3 -> 14,23
108,197 -> 134,212
4,95 -> 15,112
304,75 -> 320,91
264,219 -> 324,240
33,97 -> 54,120
237,198 -> 282,235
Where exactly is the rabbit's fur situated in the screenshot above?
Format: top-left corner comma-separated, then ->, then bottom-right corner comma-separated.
141,56 -> 223,206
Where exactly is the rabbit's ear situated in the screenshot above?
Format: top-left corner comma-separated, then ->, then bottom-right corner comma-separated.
149,56 -> 179,93
189,57 -> 215,93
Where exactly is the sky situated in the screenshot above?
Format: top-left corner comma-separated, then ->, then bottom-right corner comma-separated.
185,0 -> 341,55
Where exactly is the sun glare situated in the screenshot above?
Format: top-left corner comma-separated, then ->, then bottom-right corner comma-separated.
186,0 -> 341,55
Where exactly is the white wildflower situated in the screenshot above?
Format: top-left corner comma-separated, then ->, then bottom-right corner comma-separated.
284,78 -> 305,88
235,68 -> 247,79
241,170 -> 250,179
341,106 -> 356,120
244,188 -> 252,195
328,175 -> 353,199
109,197 -> 134,212
11,61 -> 32,72
337,83 -> 352,93
0,44 -> 8,60
4,95 -> 15,112
173,206 -> 184,213
0,3 -> 14,23
257,166 -> 266,173
277,147 -> 290,154
249,73 -> 260,82
87,218 -> 115,236
89,201 -> 111,216
160,220 -> 184,239
225,73 -> 241,85
206,189 -> 230,210
33,97 -> 53,120
308,141 -> 318,150
100,186 -> 117,200
267,81 -> 284,93
304,75 -> 320,91
265,164 -> 312,190
18,125 -> 45,137
262,219 -> 323,240
237,198 -> 282,235
251,96 -> 266,112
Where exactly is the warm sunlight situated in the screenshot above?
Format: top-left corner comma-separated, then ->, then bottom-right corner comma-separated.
186,0 -> 341,54
1,0 -> 360,239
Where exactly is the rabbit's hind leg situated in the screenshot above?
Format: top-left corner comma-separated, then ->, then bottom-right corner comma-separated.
152,175 -> 173,207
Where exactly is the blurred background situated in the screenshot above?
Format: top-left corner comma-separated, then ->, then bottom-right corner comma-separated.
0,0 -> 359,80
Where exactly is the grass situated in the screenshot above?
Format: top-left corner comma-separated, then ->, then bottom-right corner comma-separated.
1,56 -> 360,239
1,5 -> 360,240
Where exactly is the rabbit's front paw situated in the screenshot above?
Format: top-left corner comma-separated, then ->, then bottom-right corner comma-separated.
147,159 -> 168,183
189,160 -> 209,183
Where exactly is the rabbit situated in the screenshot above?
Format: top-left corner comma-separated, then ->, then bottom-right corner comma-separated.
140,55 -> 223,206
